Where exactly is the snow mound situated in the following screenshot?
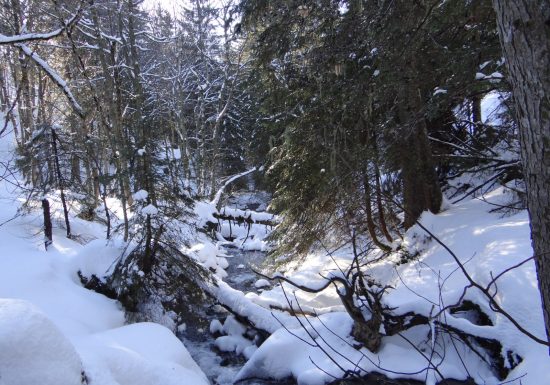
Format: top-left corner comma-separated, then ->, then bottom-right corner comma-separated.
73,238 -> 126,280
77,322 -> 209,385
214,316 -> 257,359
187,242 -> 229,278
254,278 -> 270,288
0,299 -> 83,385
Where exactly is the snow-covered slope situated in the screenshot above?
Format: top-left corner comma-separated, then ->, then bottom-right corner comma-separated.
237,187 -> 550,385
0,125 -> 209,385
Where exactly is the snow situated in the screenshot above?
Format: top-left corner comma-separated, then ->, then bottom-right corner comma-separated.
0,299 -> 82,385
211,279 -> 298,334
210,167 -> 257,208
222,315 -> 247,335
76,323 -> 209,385
132,189 -> 149,201
479,60 -> 491,69
219,206 -> 279,224
235,187 -> 550,385
141,203 -> 158,215
1,108 -> 548,385
177,323 -> 187,332
193,200 -> 218,226
476,71 -> 504,83
193,196 -> 277,252
211,315 -> 258,360
254,278 -> 271,288
73,239 -> 127,280
186,241 -> 229,278
0,30 -> 64,44
210,319 -> 223,334
0,128 -> 209,385
0,210 -> 209,385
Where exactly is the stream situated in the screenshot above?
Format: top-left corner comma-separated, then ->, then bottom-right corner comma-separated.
177,246 -> 440,385
179,246 -> 296,385
174,192 -> 471,385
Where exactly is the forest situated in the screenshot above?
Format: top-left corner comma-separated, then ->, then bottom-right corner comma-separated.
0,1 -> 549,385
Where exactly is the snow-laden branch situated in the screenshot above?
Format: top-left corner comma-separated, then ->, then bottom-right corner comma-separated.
15,43 -> 84,118
0,29 -> 65,45
210,167 -> 257,208
0,5 -> 82,45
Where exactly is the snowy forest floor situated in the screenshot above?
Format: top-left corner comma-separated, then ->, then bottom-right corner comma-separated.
0,122 -> 549,385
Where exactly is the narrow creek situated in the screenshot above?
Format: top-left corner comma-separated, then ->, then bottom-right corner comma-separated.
178,244 -> 478,385
175,192 -> 467,385
179,245 -> 296,385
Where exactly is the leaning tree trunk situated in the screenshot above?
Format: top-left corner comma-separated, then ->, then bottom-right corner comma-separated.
493,0 -> 550,347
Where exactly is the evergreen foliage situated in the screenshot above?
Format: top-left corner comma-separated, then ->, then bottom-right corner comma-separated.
239,0 -> 516,254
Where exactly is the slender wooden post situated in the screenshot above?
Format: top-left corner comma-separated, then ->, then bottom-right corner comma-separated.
42,198 -> 52,250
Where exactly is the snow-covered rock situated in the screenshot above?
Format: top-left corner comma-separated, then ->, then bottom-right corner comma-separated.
254,278 -> 271,289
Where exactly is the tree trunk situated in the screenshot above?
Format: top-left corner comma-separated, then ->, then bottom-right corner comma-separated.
493,0 -> 550,347
51,128 -> 71,238
362,170 -> 391,252
374,161 -> 393,243
398,85 -> 442,229
471,95 -> 482,138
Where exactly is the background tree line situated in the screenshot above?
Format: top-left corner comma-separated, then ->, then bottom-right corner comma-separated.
0,0 -> 257,244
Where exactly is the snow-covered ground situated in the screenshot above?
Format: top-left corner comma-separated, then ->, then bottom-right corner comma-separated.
235,187 -> 550,385
1,110 -> 549,385
0,126 -> 209,385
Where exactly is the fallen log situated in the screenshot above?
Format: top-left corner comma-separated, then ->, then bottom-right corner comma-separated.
212,211 -> 279,227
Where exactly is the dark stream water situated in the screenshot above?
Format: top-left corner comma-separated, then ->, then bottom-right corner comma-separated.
179,245 -> 296,385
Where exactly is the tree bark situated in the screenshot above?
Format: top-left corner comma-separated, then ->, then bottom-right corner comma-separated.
493,0 -> 550,347
51,128 -> 71,238
471,95 -> 482,137
362,171 -> 391,252
399,84 -> 442,229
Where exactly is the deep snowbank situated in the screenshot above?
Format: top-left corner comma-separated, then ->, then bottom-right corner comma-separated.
0,199 -> 209,385
0,299 -> 82,385
0,129 -> 209,385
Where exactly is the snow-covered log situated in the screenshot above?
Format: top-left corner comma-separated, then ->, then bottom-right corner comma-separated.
213,207 -> 279,227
